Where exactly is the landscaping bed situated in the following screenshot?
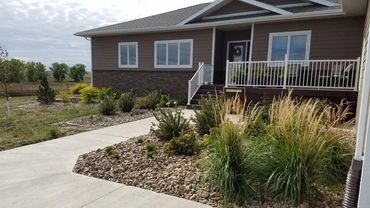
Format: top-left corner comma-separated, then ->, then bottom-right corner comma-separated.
73,134 -> 345,207
58,110 -> 153,135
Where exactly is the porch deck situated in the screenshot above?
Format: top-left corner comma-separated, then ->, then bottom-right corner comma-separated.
188,58 -> 361,107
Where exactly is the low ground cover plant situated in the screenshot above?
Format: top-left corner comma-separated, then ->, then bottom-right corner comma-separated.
164,131 -> 198,155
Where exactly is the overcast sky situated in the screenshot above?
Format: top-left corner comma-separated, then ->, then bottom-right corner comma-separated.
0,0 -> 211,70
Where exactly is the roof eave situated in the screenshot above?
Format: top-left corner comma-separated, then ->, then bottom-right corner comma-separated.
75,9 -> 345,38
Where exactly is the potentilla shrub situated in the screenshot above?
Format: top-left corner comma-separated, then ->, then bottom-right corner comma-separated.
206,122 -> 253,204
164,131 -> 198,155
260,94 -> 353,206
57,90 -> 71,104
151,107 -> 190,141
99,96 -> 116,115
193,95 -> 222,136
118,91 -> 135,112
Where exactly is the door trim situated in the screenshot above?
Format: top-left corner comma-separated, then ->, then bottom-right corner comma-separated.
226,40 -> 250,62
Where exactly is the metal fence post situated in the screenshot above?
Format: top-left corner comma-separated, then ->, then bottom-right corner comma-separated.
225,60 -> 229,87
283,54 -> 289,89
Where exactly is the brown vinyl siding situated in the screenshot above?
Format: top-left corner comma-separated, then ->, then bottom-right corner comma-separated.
92,29 -> 213,71
209,0 -> 261,16
252,17 -> 364,61
91,29 -> 213,96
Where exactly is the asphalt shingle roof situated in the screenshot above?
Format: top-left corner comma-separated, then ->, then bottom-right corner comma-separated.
75,3 -> 210,36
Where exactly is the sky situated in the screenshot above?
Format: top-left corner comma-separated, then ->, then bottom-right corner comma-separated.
0,0 -> 211,70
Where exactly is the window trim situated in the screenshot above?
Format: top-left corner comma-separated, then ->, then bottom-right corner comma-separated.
154,39 -> 193,69
118,42 -> 138,68
267,30 -> 311,61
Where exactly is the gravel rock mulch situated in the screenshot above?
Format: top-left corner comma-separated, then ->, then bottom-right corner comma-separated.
58,110 -> 153,135
73,135 -> 345,208
73,135 -> 223,207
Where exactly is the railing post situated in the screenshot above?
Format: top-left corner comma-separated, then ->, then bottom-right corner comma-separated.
283,54 -> 288,89
354,57 -> 361,91
187,80 -> 191,105
247,61 -> 252,85
211,65 -> 214,84
225,60 -> 230,87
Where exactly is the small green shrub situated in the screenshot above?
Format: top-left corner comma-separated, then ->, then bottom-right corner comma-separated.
159,94 -> 176,107
97,87 -> 115,100
80,86 -> 98,104
37,77 -> 56,104
57,90 -> 71,104
193,95 -> 222,136
46,126 -> 63,139
206,122 -> 252,204
164,131 -> 198,155
118,91 -> 136,112
105,146 -> 119,159
151,108 -> 190,141
146,142 -> 155,158
135,90 -> 161,110
69,83 -> 90,95
174,96 -> 188,106
99,96 -> 116,115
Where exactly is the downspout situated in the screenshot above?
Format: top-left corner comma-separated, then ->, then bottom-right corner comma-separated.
85,37 -> 93,86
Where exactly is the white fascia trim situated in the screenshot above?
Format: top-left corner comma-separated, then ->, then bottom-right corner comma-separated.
177,0 -> 229,26
308,0 -> 340,7
267,30 -> 312,61
203,3 -> 312,20
118,42 -> 138,68
239,0 -> 293,15
77,9 -> 344,37
154,39 -> 194,69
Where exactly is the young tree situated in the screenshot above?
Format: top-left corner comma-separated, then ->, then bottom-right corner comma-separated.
0,46 -> 11,117
37,76 -> 56,104
50,62 -> 68,82
26,61 -> 46,82
69,64 -> 86,82
6,59 -> 26,83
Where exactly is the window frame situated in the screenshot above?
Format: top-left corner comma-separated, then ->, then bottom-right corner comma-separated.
267,30 -> 311,61
154,39 -> 193,69
118,42 -> 138,68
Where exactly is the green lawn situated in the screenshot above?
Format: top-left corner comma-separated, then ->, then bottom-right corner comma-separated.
0,96 -> 98,151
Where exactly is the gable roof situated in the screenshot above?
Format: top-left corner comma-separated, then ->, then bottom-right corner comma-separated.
75,0 -> 347,37
75,3 -> 210,37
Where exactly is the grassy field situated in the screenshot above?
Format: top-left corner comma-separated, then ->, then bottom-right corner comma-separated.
2,72 -> 91,96
0,96 -> 98,151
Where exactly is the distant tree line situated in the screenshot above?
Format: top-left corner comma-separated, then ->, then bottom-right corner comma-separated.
0,49 -> 87,84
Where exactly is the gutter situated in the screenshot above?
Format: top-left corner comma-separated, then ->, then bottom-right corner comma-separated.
75,9 -> 344,37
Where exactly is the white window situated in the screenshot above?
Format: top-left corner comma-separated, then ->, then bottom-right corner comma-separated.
155,39 -> 193,68
268,31 -> 311,61
118,42 -> 138,68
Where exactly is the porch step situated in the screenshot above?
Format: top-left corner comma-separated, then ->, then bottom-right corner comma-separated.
187,84 -> 225,107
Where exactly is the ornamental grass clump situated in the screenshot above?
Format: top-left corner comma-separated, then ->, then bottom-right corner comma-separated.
206,121 -> 253,204
193,94 -> 223,136
260,94 -> 353,206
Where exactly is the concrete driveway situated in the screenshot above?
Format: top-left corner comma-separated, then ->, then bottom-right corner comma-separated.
0,110 -> 210,208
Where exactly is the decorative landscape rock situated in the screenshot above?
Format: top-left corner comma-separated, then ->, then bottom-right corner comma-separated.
73,135 -> 346,208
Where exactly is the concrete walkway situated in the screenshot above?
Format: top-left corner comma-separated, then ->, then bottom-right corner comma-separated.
0,110 -> 210,208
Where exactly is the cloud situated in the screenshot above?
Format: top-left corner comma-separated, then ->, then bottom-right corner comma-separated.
0,0 -> 211,70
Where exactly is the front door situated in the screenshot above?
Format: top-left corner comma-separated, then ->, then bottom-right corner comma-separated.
227,40 -> 250,62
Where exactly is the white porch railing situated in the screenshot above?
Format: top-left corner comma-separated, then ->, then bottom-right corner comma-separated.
187,62 -> 214,105
226,57 -> 361,91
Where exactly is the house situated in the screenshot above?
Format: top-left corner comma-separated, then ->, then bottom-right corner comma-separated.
75,0 -> 367,108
